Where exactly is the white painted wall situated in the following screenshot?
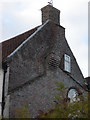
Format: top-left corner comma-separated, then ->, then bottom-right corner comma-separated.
0,69 -> 3,116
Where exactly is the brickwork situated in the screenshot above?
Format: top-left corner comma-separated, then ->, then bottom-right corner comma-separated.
41,5 -> 60,25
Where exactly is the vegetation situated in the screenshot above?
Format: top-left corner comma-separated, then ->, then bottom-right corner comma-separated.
0,115 -> 2,120
8,82 -> 89,119
15,104 -> 30,118
40,82 -> 88,118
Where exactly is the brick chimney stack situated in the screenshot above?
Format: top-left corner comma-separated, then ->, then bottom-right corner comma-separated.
41,5 -> 60,25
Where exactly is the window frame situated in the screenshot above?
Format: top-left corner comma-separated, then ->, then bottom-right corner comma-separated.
64,54 -> 71,73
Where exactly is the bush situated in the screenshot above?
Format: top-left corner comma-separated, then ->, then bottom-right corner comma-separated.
40,82 -> 88,118
15,104 -> 30,118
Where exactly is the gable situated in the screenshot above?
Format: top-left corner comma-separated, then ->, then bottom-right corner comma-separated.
6,20 -> 85,92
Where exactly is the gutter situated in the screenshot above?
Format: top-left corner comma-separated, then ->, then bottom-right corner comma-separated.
2,61 -> 8,117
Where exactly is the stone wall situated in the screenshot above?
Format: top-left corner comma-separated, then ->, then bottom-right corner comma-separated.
3,67 -> 10,118
9,69 -> 85,118
0,69 -> 3,116
6,20 -> 86,118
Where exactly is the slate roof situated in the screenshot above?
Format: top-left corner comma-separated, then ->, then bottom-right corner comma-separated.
1,26 -> 39,62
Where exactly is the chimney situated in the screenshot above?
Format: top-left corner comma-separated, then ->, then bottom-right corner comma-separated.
41,5 -> 60,25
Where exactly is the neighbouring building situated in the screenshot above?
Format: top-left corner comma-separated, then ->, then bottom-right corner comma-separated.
0,4 -> 88,118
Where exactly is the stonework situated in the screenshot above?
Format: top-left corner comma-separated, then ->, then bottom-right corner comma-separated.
1,5 -> 87,118
41,5 -> 60,25
0,69 -> 3,116
5,21 -> 86,118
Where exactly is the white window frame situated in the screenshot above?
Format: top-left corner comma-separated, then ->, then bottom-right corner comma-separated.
64,54 -> 71,73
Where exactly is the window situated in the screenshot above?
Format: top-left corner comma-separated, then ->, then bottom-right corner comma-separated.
67,88 -> 78,102
64,54 -> 71,73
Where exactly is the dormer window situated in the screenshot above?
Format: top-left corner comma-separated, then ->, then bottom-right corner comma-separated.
64,54 -> 71,73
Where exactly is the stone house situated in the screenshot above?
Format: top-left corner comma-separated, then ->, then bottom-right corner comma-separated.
0,4 -> 88,118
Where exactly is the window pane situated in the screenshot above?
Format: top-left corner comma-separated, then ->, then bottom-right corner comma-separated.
64,54 -> 71,72
65,54 -> 70,62
68,89 -> 78,102
64,61 -> 70,72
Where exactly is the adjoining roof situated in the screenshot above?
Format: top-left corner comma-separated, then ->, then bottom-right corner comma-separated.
7,20 -> 50,60
1,26 -> 39,62
85,77 -> 90,90
1,4 -> 61,62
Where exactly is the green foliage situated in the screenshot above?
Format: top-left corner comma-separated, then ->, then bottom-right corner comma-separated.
0,115 -> 2,120
15,104 -> 30,118
40,82 -> 88,118
1,82 -> 88,119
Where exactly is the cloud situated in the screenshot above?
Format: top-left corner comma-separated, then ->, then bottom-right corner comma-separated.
57,0 -> 88,77
0,0 -> 48,40
88,2 -> 90,76
0,0 -> 88,77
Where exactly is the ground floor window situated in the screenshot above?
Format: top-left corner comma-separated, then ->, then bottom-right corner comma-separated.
67,88 -> 79,102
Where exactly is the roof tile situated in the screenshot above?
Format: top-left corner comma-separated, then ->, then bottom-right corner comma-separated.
2,26 -> 38,61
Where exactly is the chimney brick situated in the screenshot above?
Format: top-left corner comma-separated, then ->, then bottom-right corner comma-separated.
41,5 -> 60,25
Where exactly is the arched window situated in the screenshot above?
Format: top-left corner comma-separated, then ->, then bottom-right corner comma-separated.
67,88 -> 79,102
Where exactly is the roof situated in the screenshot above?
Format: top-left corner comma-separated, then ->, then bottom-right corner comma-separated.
7,20 -> 50,60
85,77 -> 90,90
85,77 -> 90,84
1,26 -> 39,62
85,77 -> 90,80
3,20 -> 85,92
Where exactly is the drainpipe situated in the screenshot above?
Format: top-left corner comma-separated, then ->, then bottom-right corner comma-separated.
2,62 -> 8,118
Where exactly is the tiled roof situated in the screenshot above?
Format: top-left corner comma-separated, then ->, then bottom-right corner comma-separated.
1,26 -> 38,62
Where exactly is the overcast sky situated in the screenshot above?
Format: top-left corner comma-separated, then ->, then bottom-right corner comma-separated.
0,0 -> 88,77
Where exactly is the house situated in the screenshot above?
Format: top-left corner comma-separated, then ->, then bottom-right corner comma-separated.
0,4 -> 88,118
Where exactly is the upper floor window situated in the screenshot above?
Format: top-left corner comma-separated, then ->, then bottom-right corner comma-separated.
64,54 -> 71,73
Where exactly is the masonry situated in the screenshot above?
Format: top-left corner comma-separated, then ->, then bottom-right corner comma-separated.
0,4 -> 88,118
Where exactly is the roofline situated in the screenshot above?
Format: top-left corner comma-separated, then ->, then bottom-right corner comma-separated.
6,20 -> 50,60
85,77 -> 90,79
1,26 -> 39,44
2,26 -> 39,62
4,20 -> 65,63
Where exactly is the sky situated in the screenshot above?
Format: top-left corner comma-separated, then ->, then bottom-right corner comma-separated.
88,1 -> 90,75
0,0 -> 88,77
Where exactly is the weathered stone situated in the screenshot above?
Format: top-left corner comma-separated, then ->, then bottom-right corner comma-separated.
2,5 -> 87,118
